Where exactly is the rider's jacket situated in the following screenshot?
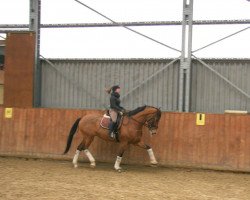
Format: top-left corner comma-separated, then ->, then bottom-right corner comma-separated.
110,92 -> 124,112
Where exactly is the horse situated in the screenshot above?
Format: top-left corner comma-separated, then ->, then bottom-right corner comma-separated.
63,105 -> 161,171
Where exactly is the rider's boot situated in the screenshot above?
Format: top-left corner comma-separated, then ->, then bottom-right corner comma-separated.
108,122 -> 115,139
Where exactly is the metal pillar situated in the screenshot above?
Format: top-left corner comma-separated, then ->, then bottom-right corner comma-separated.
29,0 -> 41,107
178,0 -> 193,112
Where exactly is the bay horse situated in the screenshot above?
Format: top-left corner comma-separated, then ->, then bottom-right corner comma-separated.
63,105 -> 161,171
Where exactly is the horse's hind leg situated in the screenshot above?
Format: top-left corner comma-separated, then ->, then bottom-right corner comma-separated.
72,142 -> 84,168
83,136 -> 96,168
73,136 -> 95,168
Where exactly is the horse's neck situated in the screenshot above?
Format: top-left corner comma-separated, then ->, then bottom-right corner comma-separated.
133,108 -> 155,123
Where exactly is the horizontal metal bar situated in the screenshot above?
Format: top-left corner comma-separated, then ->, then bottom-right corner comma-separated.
0,30 -> 33,33
0,19 -> 250,29
193,19 -> 250,25
0,24 -> 28,28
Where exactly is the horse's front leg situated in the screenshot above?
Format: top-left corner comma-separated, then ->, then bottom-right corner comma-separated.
114,142 -> 128,172
136,141 -> 158,166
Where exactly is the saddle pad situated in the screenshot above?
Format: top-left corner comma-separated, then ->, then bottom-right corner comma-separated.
100,114 -> 111,129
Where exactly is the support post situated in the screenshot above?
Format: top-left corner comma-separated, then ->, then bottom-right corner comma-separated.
179,0 -> 193,112
29,0 -> 41,107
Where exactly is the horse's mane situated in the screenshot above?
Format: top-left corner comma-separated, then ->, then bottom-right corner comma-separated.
127,105 -> 147,117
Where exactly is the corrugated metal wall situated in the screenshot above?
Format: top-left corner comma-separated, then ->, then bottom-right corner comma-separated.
191,59 -> 250,113
41,59 -> 179,111
41,59 -> 250,113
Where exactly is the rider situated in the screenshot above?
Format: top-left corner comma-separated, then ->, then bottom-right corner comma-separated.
106,85 -> 125,139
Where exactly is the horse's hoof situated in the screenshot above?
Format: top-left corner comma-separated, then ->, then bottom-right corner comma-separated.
90,163 -> 96,168
73,164 -> 78,168
150,163 -> 158,167
117,169 -> 123,173
115,168 -> 123,173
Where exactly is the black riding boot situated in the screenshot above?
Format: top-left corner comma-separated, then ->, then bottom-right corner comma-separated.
108,122 -> 115,138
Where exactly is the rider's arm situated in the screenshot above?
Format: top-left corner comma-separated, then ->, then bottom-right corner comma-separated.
110,96 -> 123,112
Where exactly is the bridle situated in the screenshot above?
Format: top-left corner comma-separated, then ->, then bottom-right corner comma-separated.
127,110 -> 161,130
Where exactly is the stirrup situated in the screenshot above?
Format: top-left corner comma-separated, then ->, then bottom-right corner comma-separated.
109,132 -> 115,139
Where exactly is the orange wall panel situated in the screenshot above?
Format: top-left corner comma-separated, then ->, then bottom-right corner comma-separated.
0,108 -> 250,172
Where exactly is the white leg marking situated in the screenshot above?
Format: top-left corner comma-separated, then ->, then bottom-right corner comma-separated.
114,156 -> 122,170
73,150 -> 80,168
147,148 -> 158,165
84,149 -> 96,167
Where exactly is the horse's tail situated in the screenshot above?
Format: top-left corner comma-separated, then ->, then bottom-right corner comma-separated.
63,118 -> 81,154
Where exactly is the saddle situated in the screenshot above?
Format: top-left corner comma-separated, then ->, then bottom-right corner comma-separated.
100,114 -> 112,130
100,113 -> 123,131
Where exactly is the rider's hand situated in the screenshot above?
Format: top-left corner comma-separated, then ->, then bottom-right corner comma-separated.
122,109 -> 126,113
119,111 -> 123,115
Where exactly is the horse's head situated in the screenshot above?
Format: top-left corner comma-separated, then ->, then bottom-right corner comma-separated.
144,106 -> 161,135
127,105 -> 161,135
